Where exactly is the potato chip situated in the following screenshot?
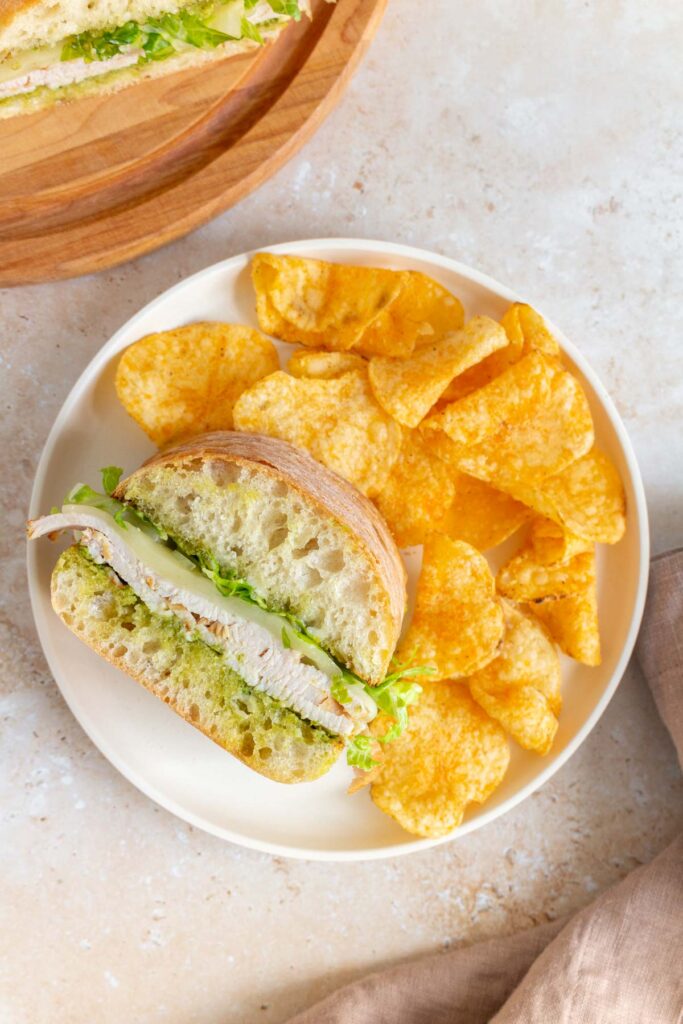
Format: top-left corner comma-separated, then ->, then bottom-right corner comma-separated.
441,471 -> 529,551
359,271 -> 465,357
232,369 -> 402,496
467,600 -> 561,755
421,352 -> 594,490
529,586 -> 601,666
370,681 -> 510,838
523,448 -> 626,544
526,517 -> 592,563
500,302 -> 561,358
252,253 -> 403,351
287,350 -> 367,379
399,535 -> 504,680
251,254 -> 463,358
437,301 -> 557,405
438,348 -> 515,405
497,523 -> 601,665
497,547 -> 596,602
115,322 -> 279,448
368,316 -> 508,428
374,430 -> 455,546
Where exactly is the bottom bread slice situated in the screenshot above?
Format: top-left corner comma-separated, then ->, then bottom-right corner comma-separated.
51,545 -> 343,783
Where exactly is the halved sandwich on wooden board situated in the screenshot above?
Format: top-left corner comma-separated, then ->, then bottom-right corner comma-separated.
28,432 -> 420,783
0,0 -> 322,118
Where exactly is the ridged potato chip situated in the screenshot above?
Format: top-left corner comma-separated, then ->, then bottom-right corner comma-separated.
374,430 -> 456,546
500,302 -> 561,358
442,471 -> 529,551
515,449 -> 626,544
437,301 -> 556,405
368,316 -> 508,428
115,322 -> 279,448
497,520 -> 601,665
526,517 -> 592,563
438,339 -> 521,406
252,253 -> 402,351
399,535 -> 504,680
529,587 -> 601,666
287,350 -> 367,379
251,254 -> 463,358
370,681 -> 510,838
421,352 -> 594,490
497,547 -> 596,602
233,369 -> 402,496
359,271 -> 465,357
467,600 -> 561,755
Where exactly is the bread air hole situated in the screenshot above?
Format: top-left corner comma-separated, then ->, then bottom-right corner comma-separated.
292,537 -> 319,559
207,461 -> 241,486
175,495 -> 192,515
241,733 -> 255,757
268,525 -> 289,551
301,567 -> 323,588
270,480 -> 288,498
112,645 -> 128,658
258,747 -> 272,760
189,703 -> 200,722
317,548 -> 345,572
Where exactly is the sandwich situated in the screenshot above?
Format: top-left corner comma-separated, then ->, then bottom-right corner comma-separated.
0,0 -> 314,119
28,432 -> 420,783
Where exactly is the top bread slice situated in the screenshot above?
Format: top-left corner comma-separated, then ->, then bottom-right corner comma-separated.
114,432 -> 407,685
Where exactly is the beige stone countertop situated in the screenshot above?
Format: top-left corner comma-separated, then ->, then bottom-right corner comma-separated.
1,2 -> 682,1021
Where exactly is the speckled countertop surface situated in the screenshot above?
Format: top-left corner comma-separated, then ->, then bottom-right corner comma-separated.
1,3 -> 682,1022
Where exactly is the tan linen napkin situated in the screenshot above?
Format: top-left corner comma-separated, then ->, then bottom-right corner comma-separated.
287,551 -> 683,1024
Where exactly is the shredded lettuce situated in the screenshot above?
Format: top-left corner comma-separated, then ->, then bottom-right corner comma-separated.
198,552 -> 272,609
60,0 -> 300,65
370,666 -> 427,743
265,0 -> 302,19
101,465 -> 123,495
239,17 -> 264,43
346,735 -> 379,771
65,469 -> 168,540
65,482 -> 129,525
330,674 -> 351,706
333,661 -> 434,767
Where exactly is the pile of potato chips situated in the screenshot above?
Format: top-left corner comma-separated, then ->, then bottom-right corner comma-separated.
115,252 -> 627,840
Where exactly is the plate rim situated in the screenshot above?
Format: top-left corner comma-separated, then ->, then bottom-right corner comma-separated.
27,237 -> 650,861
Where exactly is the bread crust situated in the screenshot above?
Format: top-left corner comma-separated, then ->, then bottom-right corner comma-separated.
115,431 -> 407,671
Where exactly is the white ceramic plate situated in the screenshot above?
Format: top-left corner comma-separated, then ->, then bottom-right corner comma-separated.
27,239 -> 649,861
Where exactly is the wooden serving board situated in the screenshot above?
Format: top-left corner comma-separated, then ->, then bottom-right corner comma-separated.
0,0 -> 386,285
